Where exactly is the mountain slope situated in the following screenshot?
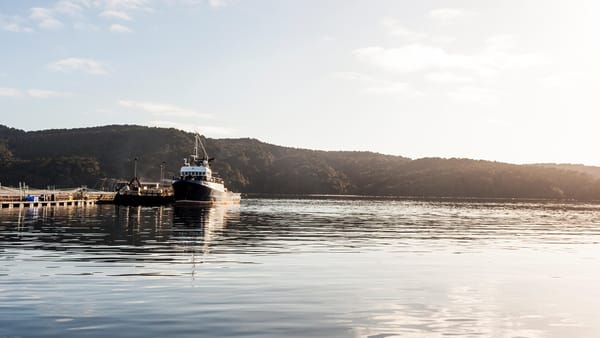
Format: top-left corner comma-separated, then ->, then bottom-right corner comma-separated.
1,124 -> 600,200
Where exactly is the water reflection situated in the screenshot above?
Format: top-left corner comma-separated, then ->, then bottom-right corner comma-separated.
0,204 -> 240,265
3,198 -> 600,338
3,199 -> 600,257
173,205 -> 228,235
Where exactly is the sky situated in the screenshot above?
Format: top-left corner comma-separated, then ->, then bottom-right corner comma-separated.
1,0 -> 599,165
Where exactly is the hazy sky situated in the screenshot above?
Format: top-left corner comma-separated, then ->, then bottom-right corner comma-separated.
1,1 -> 599,164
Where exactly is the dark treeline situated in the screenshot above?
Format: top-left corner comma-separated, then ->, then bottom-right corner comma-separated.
2,124 -> 600,200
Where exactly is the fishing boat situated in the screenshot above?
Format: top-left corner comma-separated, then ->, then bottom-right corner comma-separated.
171,133 -> 241,205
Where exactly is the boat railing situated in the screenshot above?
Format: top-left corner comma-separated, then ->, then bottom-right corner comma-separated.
180,175 -> 224,184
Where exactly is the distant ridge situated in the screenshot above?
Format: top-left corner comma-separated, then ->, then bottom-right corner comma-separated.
2,124 -> 600,200
534,163 -> 600,180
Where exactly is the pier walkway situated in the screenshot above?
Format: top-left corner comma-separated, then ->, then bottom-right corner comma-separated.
0,186 -> 115,209
1,199 -> 96,209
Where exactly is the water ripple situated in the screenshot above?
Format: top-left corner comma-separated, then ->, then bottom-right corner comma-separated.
2,198 -> 600,337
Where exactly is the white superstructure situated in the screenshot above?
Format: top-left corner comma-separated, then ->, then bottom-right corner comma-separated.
172,132 -> 240,205
177,133 -> 225,191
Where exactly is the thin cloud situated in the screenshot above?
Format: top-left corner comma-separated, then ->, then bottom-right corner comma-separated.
119,100 -> 213,118
363,82 -> 424,97
381,18 -> 426,41
164,0 -> 203,6
0,14 -> 34,32
0,87 -> 22,97
208,0 -> 229,8
354,44 -> 458,73
53,1 -> 86,17
48,58 -> 110,75
5,0 -> 206,35
100,10 -> 133,21
21,0 -> 151,33
485,34 -> 515,51
102,0 -> 152,11
353,38 -> 547,78
448,86 -> 499,104
331,71 -> 373,82
27,89 -> 71,98
0,87 -> 71,98
431,36 -> 456,45
425,72 -> 473,84
429,8 -> 476,22
333,72 -> 423,98
110,23 -> 132,32
30,7 -> 63,30
539,72 -> 585,89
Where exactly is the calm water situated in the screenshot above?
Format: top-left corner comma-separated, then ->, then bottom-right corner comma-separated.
2,198 -> 600,337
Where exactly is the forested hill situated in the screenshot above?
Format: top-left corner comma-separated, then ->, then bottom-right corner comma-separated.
2,124 -> 600,200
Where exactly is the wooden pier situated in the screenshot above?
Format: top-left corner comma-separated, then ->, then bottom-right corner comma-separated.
0,186 -> 116,209
1,199 -> 97,209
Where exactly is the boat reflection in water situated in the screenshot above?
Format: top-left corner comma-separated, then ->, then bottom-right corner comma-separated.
173,205 -> 227,230
172,205 -> 240,275
0,204 -> 239,269
112,204 -> 240,253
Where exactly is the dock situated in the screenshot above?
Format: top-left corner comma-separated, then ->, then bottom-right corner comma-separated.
1,199 -> 97,209
0,186 -> 115,209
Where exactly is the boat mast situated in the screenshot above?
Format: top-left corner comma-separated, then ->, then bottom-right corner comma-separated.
192,132 -> 209,163
197,133 -> 208,160
192,134 -> 198,161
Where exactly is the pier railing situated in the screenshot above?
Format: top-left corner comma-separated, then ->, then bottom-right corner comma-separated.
0,186 -> 116,208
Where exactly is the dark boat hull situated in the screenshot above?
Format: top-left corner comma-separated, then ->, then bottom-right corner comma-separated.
172,179 -> 240,205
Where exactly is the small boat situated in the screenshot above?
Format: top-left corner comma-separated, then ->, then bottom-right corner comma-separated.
171,133 -> 241,206
113,177 -> 173,206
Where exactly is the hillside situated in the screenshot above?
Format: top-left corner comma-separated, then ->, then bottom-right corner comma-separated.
534,163 -> 600,180
2,124 -> 600,200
